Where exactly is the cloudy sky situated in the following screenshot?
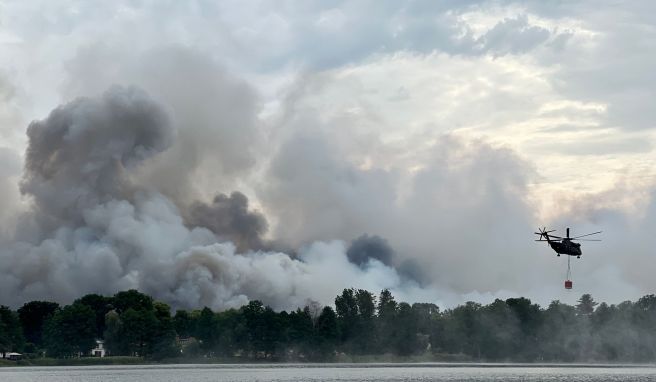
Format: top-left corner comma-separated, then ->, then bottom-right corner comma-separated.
0,1 -> 655,309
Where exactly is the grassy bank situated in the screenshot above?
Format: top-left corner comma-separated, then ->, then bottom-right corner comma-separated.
0,356 -> 147,367
0,352 -> 473,367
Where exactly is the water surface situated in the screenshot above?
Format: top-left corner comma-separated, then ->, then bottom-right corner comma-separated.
2,363 -> 656,381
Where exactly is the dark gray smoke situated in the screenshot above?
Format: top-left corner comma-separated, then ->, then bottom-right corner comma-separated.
19,86 -> 174,237
346,234 -> 394,267
346,234 -> 428,285
186,191 -> 268,252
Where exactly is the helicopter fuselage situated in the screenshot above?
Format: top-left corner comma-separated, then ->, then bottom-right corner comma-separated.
548,238 -> 582,257
536,227 -> 600,258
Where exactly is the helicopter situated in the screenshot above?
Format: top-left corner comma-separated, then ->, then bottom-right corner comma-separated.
535,227 -> 601,258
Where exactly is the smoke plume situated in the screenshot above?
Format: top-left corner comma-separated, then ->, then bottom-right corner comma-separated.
0,86 -> 431,310
19,86 -> 174,234
347,234 -> 394,267
185,191 -> 268,252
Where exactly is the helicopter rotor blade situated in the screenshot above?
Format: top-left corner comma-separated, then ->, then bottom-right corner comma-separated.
571,239 -> 601,241
571,231 -> 602,239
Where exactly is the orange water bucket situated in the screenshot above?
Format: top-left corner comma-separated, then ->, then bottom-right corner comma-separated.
564,280 -> 573,289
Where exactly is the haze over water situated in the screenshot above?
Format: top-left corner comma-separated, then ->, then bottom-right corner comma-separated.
2,364 -> 656,382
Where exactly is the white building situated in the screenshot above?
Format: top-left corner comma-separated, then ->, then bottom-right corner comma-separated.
91,340 -> 106,357
4,352 -> 22,361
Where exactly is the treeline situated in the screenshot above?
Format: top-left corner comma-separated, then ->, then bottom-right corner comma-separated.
2,289 -> 656,362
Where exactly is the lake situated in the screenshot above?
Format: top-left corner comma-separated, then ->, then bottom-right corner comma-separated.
1,363 -> 656,381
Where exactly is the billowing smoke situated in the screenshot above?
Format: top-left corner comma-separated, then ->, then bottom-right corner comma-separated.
19,86 -> 174,236
346,234 -> 428,285
0,86 -> 433,310
2,46 -> 653,313
3,77 -> 651,311
185,191 -> 268,252
346,234 -> 394,267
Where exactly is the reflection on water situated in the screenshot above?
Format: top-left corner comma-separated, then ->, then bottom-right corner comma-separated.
1,364 -> 656,382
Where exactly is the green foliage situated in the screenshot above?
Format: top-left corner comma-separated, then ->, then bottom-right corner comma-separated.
74,294 -> 112,338
195,307 -> 218,351
102,299 -> 177,359
17,301 -> 58,347
314,306 -> 338,358
173,310 -> 193,338
576,294 -> 598,316
12,289 -> 656,362
43,303 -> 96,357
376,289 -> 398,353
394,302 -> 419,355
112,290 -> 153,313
335,288 -> 358,348
215,308 -> 245,357
103,310 -> 124,355
334,288 -> 378,354
0,306 -> 25,354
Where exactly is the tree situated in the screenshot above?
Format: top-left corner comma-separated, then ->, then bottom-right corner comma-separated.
377,289 -> 398,319
196,307 -> 218,352
148,302 -> 178,359
119,308 -> 158,356
173,310 -> 193,338
103,310 -> 125,355
112,290 -> 153,313
635,295 -> 656,331
377,289 -> 398,352
18,301 -> 59,347
335,288 -> 359,348
287,308 -> 313,356
305,300 -> 323,324
241,301 -> 281,358
354,289 -> 376,353
439,301 -> 482,357
314,306 -> 338,358
75,294 -> 112,338
412,303 -> 439,335
505,297 -> 541,360
393,302 -> 420,355
538,300 -> 578,361
0,306 -> 25,356
43,303 -> 96,358
260,306 -> 282,358
477,299 -> 519,360
215,308 -> 244,357
576,294 -> 598,316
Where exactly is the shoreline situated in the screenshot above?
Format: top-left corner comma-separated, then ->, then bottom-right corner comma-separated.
3,358 -> 656,368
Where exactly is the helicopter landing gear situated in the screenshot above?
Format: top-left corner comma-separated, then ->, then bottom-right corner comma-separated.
557,254 -> 560,257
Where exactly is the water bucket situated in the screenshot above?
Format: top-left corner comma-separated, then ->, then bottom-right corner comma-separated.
564,280 -> 573,289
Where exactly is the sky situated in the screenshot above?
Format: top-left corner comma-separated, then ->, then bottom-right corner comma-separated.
0,0 -> 655,310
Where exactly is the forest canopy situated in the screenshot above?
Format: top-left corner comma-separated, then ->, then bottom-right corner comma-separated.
2,289 -> 656,362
